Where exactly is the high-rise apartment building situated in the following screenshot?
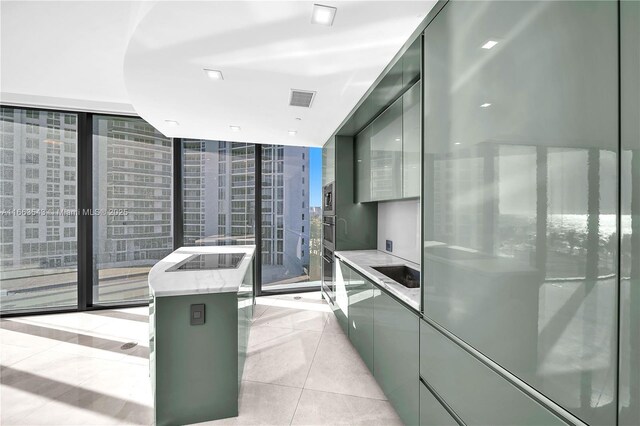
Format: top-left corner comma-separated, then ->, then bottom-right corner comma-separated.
93,117 -> 173,270
182,141 -> 310,286
0,108 -> 78,270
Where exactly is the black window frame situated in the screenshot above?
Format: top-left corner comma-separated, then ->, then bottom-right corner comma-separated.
0,105 -> 320,317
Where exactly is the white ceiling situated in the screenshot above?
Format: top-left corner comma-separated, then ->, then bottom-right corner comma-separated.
1,1 -> 435,147
0,1 -> 152,114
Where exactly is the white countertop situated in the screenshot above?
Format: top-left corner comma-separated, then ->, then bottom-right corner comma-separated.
334,250 -> 420,311
149,245 -> 255,297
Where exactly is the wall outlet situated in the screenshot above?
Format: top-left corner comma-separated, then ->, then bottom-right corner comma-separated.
190,304 -> 205,325
386,240 -> 393,252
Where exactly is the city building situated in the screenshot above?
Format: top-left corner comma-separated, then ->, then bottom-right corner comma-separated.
182,141 -> 312,286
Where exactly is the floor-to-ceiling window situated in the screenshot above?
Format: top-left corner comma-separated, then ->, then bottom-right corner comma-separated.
260,145 -> 321,291
1,109 -> 321,312
0,107 -> 78,313
182,140 -> 255,247
92,116 -> 173,304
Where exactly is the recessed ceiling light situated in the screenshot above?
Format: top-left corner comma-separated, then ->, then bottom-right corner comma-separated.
203,69 -> 223,80
288,130 -> 297,136
454,142 -> 461,145
480,103 -> 492,108
311,4 -> 337,26
230,125 -> 241,132
164,120 -> 179,126
395,138 -> 401,142
482,40 -> 499,49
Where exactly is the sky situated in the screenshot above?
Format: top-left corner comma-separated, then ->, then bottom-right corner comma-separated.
309,147 -> 322,207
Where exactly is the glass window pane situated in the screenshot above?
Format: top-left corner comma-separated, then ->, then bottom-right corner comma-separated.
182,140 -> 255,246
0,107 -> 78,313
260,145 -> 321,290
92,116 -> 173,304
422,2 -> 618,424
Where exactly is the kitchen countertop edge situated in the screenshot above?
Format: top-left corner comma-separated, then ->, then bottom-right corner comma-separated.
334,250 -> 420,312
149,245 -> 255,298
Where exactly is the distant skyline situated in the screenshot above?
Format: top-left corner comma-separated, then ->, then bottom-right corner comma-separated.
309,147 -> 322,207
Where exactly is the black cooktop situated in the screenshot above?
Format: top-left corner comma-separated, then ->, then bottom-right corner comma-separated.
168,253 -> 245,271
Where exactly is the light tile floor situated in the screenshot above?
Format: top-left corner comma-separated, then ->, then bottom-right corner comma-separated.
1,292 -> 401,425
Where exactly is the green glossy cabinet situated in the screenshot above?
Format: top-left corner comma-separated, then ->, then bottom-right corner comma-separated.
347,268 -> 374,372
151,256 -> 255,426
355,81 -> 421,202
373,289 -> 420,426
371,98 -> 403,201
420,381 -> 458,426
322,137 -> 335,186
355,125 -> 372,203
335,259 -> 350,334
402,81 -> 421,198
420,320 -> 566,426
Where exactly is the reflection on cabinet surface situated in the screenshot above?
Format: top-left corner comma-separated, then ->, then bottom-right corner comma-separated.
422,1 -> 618,424
420,320 -> 566,426
322,137 -> 335,186
355,125 -> 372,203
373,289 -> 419,426
355,81 -> 421,203
371,98 -> 403,201
347,268 -> 374,372
402,82 -> 421,198
619,0 -> 640,424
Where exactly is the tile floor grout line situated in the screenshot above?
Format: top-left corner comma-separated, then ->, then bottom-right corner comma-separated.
301,384 -> 390,402
250,323 -> 326,333
241,378 -> 304,390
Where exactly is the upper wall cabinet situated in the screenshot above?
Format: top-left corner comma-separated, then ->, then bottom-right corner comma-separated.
371,98 -> 403,201
356,81 -> 421,202
340,37 -> 422,136
403,81 -> 421,198
422,1 -> 618,425
356,125 -> 372,203
322,137 -> 335,186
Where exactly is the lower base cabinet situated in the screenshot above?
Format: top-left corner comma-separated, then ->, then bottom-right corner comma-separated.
338,260 -> 420,425
420,381 -> 458,426
348,269 -> 375,372
419,319 -> 566,425
374,289 -> 420,426
335,260 -> 351,334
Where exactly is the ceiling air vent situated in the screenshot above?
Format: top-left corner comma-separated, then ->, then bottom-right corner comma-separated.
289,89 -> 316,108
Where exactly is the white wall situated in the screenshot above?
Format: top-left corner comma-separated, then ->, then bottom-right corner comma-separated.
377,199 -> 420,264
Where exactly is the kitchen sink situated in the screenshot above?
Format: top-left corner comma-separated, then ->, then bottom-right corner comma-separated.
372,265 -> 420,288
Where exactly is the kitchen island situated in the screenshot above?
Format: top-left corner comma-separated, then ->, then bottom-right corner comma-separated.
148,245 -> 255,426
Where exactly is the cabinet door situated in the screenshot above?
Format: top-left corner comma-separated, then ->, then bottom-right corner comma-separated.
402,82 -> 421,198
374,289 -> 419,425
420,381 -> 458,426
371,99 -> 403,201
347,268 -> 374,372
403,37 -> 422,87
322,137 -> 335,186
422,2 -> 618,424
355,125 -> 372,203
334,259 -> 350,334
238,259 -> 253,385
